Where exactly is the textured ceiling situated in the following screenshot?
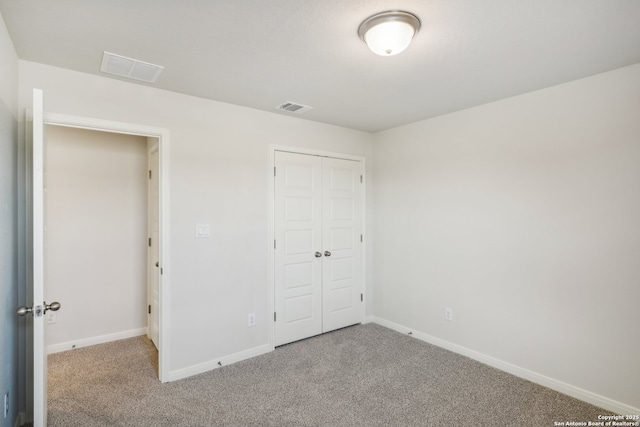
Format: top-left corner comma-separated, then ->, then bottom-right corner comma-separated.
1,0 -> 639,132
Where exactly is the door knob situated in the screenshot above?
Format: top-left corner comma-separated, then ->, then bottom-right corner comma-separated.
17,301 -> 61,317
45,301 -> 61,313
155,261 -> 159,267
315,252 -> 322,258
324,251 -> 331,257
16,306 -> 32,316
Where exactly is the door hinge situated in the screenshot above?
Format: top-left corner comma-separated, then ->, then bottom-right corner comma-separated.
148,305 -> 151,314
361,293 -> 363,302
274,166 -> 276,177
360,175 -> 363,183
160,268 -> 163,275
360,234 -> 363,243
274,240 -> 276,249
148,237 -> 151,247
274,312 -> 277,322
149,170 -> 152,179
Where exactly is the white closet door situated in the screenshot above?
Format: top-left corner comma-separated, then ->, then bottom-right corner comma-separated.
274,151 -> 323,346
321,157 -> 363,333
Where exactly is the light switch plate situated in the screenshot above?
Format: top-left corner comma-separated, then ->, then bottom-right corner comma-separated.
196,224 -> 210,238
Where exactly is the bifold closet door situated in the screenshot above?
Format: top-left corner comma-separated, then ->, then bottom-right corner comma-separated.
274,151 -> 363,347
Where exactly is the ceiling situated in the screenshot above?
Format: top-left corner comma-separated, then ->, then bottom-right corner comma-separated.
1,0 -> 639,132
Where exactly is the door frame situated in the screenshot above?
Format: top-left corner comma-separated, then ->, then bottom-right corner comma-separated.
43,112 -> 171,382
268,145 -> 366,348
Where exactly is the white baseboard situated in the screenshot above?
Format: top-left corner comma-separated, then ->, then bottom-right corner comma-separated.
363,315 -> 375,324
47,327 -> 148,354
168,343 -> 274,382
372,316 -> 640,416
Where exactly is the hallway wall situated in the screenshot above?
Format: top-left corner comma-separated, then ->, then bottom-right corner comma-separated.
45,126 -> 148,352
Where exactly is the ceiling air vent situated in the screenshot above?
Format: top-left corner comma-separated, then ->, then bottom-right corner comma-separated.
276,102 -> 313,114
100,51 -> 164,83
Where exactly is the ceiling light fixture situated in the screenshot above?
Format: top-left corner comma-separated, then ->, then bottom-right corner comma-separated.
358,10 -> 421,56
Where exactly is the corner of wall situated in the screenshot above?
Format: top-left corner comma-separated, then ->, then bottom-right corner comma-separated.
372,316 -> 640,415
0,11 -> 18,119
0,11 -> 21,427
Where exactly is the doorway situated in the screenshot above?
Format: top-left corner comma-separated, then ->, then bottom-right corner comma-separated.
25,92 -> 171,425
271,148 -> 366,347
37,112 -> 171,382
44,125 -> 156,354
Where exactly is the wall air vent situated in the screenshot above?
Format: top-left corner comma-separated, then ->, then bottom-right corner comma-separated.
276,102 -> 313,114
100,52 -> 164,83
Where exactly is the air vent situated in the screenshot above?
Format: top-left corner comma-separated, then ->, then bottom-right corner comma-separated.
100,52 -> 164,83
276,102 -> 313,114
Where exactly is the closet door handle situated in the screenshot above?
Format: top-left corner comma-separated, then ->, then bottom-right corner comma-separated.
315,252 -> 322,258
324,251 -> 331,257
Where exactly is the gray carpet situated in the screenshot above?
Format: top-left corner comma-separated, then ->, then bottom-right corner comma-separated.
47,323 -> 612,426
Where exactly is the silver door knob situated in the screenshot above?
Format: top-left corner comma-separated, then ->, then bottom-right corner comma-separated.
16,306 -> 32,316
16,301 -> 61,317
315,252 -> 322,258
324,251 -> 331,257
45,301 -> 61,313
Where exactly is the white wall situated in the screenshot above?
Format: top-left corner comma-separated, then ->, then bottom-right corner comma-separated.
44,125 -> 148,351
22,37 -> 638,414
0,11 -> 17,118
0,10 -> 20,427
18,60 -> 375,376
373,64 -> 640,411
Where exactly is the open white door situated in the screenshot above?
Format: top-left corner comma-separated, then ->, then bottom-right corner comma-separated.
31,87 -> 47,427
18,88 -> 60,427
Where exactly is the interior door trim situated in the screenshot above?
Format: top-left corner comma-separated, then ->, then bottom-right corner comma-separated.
43,112 -> 171,383
268,145 -> 367,349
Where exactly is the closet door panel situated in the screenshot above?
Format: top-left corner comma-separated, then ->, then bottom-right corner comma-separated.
321,157 -> 363,333
274,152 -> 323,346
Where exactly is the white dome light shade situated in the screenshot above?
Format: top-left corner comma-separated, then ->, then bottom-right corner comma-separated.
358,11 -> 421,56
364,21 -> 415,56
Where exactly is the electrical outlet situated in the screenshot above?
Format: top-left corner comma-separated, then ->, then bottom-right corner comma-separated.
4,392 -> 8,418
247,313 -> 256,327
47,311 -> 57,324
445,307 -> 453,322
